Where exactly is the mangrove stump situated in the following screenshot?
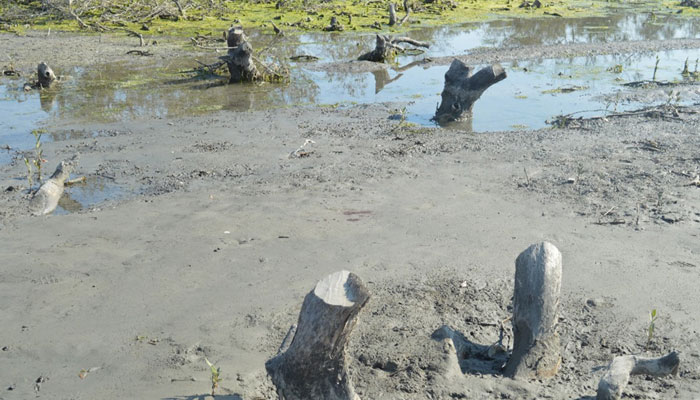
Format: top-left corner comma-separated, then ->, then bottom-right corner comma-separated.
37,62 -> 56,88
358,35 -> 429,63
265,270 -> 370,400
503,242 -> 562,379
30,156 -> 79,216
596,351 -> 680,400
224,28 -> 260,83
433,59 -> 506,124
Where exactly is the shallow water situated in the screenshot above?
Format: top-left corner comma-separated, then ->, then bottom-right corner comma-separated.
1,14 -> 699,210
53,176 -> 126,215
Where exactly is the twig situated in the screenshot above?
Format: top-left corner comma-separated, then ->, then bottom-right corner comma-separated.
65,176 -> 86,186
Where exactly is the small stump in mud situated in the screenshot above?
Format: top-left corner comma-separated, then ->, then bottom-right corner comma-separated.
37,62 -> 56,88
503,242 -> 562,379
433,59 -> 506,125
266,270 -> 370,400
225,28 -> 260,83
597,352 -> 680,400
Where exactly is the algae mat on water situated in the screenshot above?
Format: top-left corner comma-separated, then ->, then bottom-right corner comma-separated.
1,0 -> 698,36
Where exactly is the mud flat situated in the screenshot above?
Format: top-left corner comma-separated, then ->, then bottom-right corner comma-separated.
1,25 -> 700,400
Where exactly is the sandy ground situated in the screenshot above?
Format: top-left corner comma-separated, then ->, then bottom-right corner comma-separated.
1,29 -> 700,400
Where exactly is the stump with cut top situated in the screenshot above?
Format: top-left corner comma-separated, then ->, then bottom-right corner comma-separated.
503,242 -> 562,379
266,270 -> 370,400
433,59 -> 506,125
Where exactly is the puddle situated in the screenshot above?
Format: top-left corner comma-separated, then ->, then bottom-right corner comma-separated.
53,176 -> 127,215
1,13 -> 699,210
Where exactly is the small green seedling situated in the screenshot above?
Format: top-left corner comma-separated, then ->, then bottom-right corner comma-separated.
23,129 -> 46,190
646,309 -> 658,350
205,358 -> 221,397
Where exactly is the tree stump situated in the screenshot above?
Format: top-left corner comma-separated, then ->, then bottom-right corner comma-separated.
358,35 -> 429,63
358,35 -> 393,62
503,242 -> 562,379
596,351 -> 680,400
433,59 -> 506,125
388,3 -> 397,26
225,28 -> 260,83
323,16 -> 344,32
30,156 -> 78,216
37,62 -> 56,88
265,270 -> 370,400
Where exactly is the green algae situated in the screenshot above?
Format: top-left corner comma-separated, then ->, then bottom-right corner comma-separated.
2,0 -> 697,37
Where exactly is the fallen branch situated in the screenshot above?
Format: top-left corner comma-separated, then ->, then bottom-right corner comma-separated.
596,351 -> 680,400
124,29 -> 145,47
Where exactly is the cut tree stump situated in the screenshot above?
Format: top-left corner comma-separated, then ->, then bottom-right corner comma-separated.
323,16 -> 344,32
37,62 -> 56,88
433,59 -> 506,125
596,351 -> 680,400
224,28 -> 260,83
30,156 -> 79,216
358,35 -> 429,63
265,270 -> 370,400
503,242 -> 562,379
388,3 -> 397,26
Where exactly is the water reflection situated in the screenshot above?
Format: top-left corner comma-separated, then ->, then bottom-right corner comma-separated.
0,13 -> 698,154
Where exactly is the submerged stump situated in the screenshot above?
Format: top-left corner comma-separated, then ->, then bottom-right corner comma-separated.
266,270 -> 370,400
503,242 -> 562,379
433,59 -> 506,125
37,62 -> 56,88
358,35 -> 429,63
225,28 -> 260,83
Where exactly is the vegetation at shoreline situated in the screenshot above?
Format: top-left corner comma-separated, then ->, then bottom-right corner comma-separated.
0,0 -> 697,36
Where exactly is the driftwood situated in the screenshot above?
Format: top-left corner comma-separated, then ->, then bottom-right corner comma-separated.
37,62 -> 56,88
358,35 -> 429,63
30,156 -> 79,216
503,242 -> 562,379
434,59 -> 506,124
596,351 -> 680,400
224,28 -> 260,83
265,270 -> 370,400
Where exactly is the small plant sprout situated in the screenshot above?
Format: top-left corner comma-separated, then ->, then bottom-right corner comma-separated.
23,129 -> 47,191
205,358 -> 221,397
647,309 -> 658,350
652,55 -> 660,81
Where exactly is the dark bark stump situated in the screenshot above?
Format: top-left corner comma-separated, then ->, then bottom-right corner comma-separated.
358,35 -> 428,63
323,16 -> 344,31
37,62 -> 56,88
503,242 -> 562,379
433,59 -> 506,125
266,270 -> 370,400
358,35 -> 393,62
225,28 -> 260,83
